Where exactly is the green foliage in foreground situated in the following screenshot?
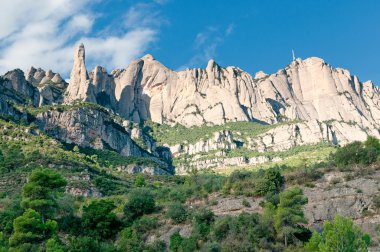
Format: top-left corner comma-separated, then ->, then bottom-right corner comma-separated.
332,136 -> 380,166
9,169 -> 66,251
305,215 -> 370,252
21,169 -> 67,219
274,187 -> 308,247
0,162 -> 374,251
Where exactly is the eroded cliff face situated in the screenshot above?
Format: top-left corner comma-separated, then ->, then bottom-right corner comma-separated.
65,44 -> 380,130
1,43 -> 380,174
170,120 -> 380,173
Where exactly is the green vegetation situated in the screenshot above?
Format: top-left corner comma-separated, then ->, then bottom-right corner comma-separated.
331,136 -> 380,167
144,119 -> 301,146
166,202 -> 188,224
0,104 -> 378,250
274,187 -> 308,247
8,169 -> 66,251
305,215 -> 370,251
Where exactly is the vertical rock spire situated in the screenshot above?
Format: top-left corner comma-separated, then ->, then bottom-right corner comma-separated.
65,43 -> 94,102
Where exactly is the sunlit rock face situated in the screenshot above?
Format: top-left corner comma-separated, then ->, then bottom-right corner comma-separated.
65,44 -> 380,130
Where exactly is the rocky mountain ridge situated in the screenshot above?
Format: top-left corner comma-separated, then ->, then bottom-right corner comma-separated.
1,43 -> 380,173
64,44 -> 380,130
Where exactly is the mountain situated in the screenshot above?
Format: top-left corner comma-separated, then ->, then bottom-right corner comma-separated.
65,44 -> 380,129
1,43 -> 380,173
1,44 -> 380,250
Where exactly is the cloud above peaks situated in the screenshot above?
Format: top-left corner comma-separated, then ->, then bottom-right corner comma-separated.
178,24 -> 234,70
0,0 -> 164,77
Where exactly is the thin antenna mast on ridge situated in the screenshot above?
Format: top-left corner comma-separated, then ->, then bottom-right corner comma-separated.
292,49 -> 296,61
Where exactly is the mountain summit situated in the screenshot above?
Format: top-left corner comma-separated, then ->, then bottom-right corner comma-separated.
63,44 -> 380,129
1,43 -> 380,170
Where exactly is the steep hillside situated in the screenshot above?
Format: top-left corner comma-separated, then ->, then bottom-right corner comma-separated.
1,44 -> 380,174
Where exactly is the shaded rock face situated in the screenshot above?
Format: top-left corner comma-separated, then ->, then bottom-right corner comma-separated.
0,68 -> 67,108
2,69 -> 39,106
65,45 -> 380,131
34,107 -> 144,156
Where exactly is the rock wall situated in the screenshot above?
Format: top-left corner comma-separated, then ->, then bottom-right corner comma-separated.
171,120 -> 380,172
65,44 -> 380,129
35,108 -> 143,156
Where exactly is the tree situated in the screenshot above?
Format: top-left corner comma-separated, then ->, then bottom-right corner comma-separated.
46,237 -> 64,252
255,167 -> 284,196
8,209 -> 57,251
81,200 -> 120,239
305,215 -> 370,252
21,169 -> 67,219
68,236 -> 100,252
134,174 -> 146,187
125,188 -> 155,219
166,202 -> 188,224
274,187 -> 308,247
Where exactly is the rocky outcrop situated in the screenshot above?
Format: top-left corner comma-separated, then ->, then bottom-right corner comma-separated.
1,69 -> 39,106
34,107 -> 144,156
64,44 -> 380,130
115,164 -> 170,175
65,43 -> 93,103
303,168 -> 380,244
25,67 -> 68,105
169,120 -> 380,172
32,106 -> 172,174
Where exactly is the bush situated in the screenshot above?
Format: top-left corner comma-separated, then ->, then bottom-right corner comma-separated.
255,167 -> 284,196
242,199 -> 251,207
192,208 -> 215,237
166,202 -> 188,224
68,236 -> 99,252
169,232 -> 183,252
134,174 -> 146,187
132,216 -> 158,234
81,200 -> 120,239
125,188 -> 155,219
305,215 -> 370,251
332,137 -> 380,167
169,232 -> 196,252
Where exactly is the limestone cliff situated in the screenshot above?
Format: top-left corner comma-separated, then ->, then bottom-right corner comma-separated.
2,43 -> 380,174
65,44 -> 380,130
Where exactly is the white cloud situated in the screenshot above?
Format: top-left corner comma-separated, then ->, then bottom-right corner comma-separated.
0,0 -> 163,77
178,24 -> 234,70
83,29 -> 157,71
124,2 -> 168,29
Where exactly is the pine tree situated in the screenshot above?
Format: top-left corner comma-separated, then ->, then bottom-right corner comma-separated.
274,187 -> 308,247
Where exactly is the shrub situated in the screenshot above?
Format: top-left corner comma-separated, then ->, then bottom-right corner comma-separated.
166,202 -> 188,224
132,216 -> 158,234
255,167 -> 284,196
333,141 -> 363,166
192,208 -> 215,237
169,232 -> 183,252
134,174 -> 146,187
332,137 -> 380,167
125,188 -> 155,219
67,236 -> 99,252
305,215 -> 370,251
81,200 -> 120,239
242,199 -> 251,207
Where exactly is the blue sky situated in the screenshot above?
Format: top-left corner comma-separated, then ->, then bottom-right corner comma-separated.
1,0 -> 379,84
